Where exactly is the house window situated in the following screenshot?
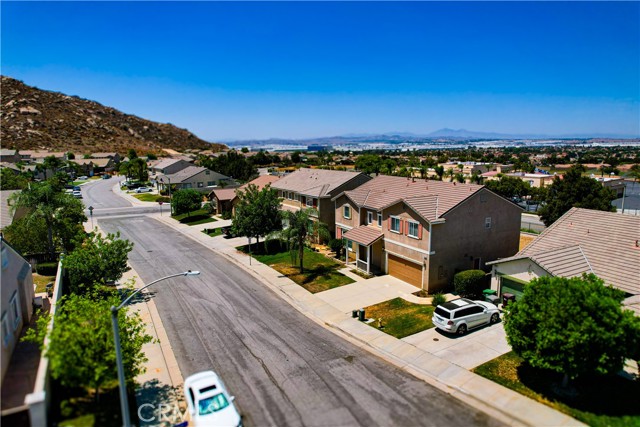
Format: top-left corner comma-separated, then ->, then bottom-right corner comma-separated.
390,217 -> 401,233
205,170 -> 210,175
343,205 -> 351,219
10,292 -> 20,331
1,313 -> 10,347
480,193 -> 487,203
306,197 -> 314,207
197,182 -> 204,188
346,239 -> 353,252
184,183 -> 192,189
288,192 -> 293,200
367,212 -> 373,224
377,213 -> 382,227
408,221 -> 419,238
207,181 -> 215,186
485,217 -> 492,229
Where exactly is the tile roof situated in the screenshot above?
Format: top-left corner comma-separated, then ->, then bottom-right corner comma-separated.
162,166 -> 230,184
0,149 -> 17,156
153,158 -> 186,170
342,226 -> 384,246
91,152 -> 117,158
240,175 -> 280,192
211,188 -> 237,201
491,208 -> 640,295
271,168 -> 366,197
338,175 -> 483,222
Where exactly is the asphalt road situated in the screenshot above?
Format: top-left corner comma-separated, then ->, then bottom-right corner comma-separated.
100,216 -> 503,427
80,176 -> 164,218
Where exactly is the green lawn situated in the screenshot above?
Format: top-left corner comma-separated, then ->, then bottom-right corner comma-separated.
363,298 -> 435,338
72,180 -> 88,186
133,193 -> 170,203
202,228 -> 223,237
242,243 -> 354,293
33,273 -> 55,293
473,352 -> 640,427
171,209 -> 217,225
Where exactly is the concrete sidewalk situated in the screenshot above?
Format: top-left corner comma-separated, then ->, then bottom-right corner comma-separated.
147,212 -> 584,427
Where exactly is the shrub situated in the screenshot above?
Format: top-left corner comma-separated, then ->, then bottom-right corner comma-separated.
221,210 -> 232,220
203,202 -> 214,214
36,261 -> 58,276
453,270 -> 488,299
328,239 -> 343,258
431,292 -> 446,307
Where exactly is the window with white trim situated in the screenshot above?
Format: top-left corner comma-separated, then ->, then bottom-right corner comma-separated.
408,221 -> 419,238
390,216 -> 401,233
485,217 -> 492,229
306,197 -> 314,207
1,313 -> 10,347
343,205 -> 351,219
377,213 -> 382,227
367,212 -> 373,224
9,292 -> 20,331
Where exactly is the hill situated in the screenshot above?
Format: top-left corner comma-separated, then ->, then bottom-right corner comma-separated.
0,76 -> 226,154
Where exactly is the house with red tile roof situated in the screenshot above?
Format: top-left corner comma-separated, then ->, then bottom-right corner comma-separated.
332,175 -> 522,292
487,207 -> 640,312
208,175 -> 281,216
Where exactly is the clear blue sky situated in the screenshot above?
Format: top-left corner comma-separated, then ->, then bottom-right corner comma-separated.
2,1 -> 639,140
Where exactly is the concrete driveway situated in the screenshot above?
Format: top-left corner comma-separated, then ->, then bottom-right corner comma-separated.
402,321 -> 511,369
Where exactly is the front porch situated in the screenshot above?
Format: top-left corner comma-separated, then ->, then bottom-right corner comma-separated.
342,226 -> 384,276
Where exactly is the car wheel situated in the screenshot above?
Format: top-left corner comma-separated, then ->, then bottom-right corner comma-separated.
456,324 -> 467,335
490,313 -> 499,324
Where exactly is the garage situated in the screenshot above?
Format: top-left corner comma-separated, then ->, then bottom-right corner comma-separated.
388,254 -> 422,287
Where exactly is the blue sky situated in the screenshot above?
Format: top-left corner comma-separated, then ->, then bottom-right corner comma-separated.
2,1 -> 639,140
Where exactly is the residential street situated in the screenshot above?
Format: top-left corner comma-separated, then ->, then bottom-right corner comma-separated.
99,216 -> 503,427
80,176 -> 164,218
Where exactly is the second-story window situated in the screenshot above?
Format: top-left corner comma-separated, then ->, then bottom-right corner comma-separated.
408,221 -> 419,238
343,205 -> 351,219
390,217 -> 400,233
377,213 -> 382,227
485,217 -> 492,229
367,212 -> 373,224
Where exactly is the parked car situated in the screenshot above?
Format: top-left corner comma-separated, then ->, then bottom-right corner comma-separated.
184,371 -> 242,427
73,186 -> 81,191
102,174 -> 111,179
135,186 -> 153,193
432,298 -> 500,335
77,176 -> 88,180
72,190 -> 83,199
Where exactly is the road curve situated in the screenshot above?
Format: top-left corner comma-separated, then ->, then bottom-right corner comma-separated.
100,216 -> 503,427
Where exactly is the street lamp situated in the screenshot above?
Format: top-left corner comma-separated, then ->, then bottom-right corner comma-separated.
111,270 -> 201,427
160,176 -> 173,215
88,206 -> 94,229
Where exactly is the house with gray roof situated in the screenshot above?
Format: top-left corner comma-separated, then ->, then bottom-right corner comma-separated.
151,158 -> 193,176
487,207 -> 640,307
271,168 -> 372,236
332,175 -> 522,292
157,166 -> 237,195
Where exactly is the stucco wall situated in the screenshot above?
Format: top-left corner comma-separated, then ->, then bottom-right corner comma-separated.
489,258 -> 548,291
427,188 -> 521,293
334,194 -> 359,231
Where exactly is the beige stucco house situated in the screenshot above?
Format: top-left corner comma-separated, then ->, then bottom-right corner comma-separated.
271,168 -> 372,236
333,176 -> 522,292
487,208 -> 640,308
157,166 -> 237,195
0,237 -> 35,383
209,175 -> 281,216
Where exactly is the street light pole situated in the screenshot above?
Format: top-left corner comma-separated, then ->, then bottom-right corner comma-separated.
111,270 -> 200,427
88,206 -> 94,229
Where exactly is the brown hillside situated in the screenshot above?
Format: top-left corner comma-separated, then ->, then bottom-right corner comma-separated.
0,76 -> 226,154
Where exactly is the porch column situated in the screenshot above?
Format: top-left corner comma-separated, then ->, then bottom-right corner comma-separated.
345,240 -> 348,266
367,245 -> 371,274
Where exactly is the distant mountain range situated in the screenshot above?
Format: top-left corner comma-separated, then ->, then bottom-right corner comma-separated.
1,76 -> 226,154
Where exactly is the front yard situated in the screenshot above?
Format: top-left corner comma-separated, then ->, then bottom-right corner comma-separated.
239,242 -> 354,293
474,352 -> 640,427
133,193 -> 170,203
171,209 -> 217,225
363,298 -> 435,338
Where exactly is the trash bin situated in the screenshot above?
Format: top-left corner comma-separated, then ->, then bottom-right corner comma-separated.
486,294 -> 500,306
358,309 -> 366,322
352,310 -> 359,318
483,289 -> 497,296
502,293 -> 516,306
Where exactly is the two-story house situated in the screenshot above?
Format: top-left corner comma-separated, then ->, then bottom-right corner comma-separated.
271,168 -> 372,236
157,166 -> 237,195
332,175 -> 522,293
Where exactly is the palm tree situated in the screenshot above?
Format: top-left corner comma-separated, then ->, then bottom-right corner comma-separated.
271,208 -> 330,274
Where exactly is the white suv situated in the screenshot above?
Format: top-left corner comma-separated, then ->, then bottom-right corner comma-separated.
432,298 -> 500,335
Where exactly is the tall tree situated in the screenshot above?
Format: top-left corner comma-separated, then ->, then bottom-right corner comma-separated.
24,292 -> 152,400
355,154 -> 382,175
62,232 -> 134,294
9,180 -> 86,256
232,184 -> 282,245
504,274 -> 638,387
0,168 -> 28,190
130,157 -> 148,182
538,164 -> 616,226
485,176 -> 531,200
272,208 -> 330,274
171,189 -> 202,217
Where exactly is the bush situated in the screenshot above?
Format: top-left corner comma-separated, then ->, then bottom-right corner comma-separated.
203,202 -> 214,214
328,239 -> 343,258
221,210 -> 232,220
453,270 -> 488,299
431,292 -> 447,307
36,261 -> 58,276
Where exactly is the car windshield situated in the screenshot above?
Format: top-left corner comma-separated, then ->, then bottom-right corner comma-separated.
198,393 -> 230,415
434,307 -> 450,319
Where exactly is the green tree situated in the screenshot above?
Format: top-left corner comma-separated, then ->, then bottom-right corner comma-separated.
627,164 -> 640,182
0,168 -> 28,190
2,216 -> 49,255
9,181 -> 86,256
24,292 -> 152,399
538,164 -> 616,226
291,151 -> 302,164
355,154 -> 382,175
241,147 -> 249,153
271,208 -> 330,274
128,149 -> 138,160
146,152 -> 158,160
503,274 -> 637,386
66,151 -> 75,160
119,161 -> 132,181
485,176 -> 531,200
232,184 -> 282,245
171,189 -> 202,217
130,157 -> 148,182
62,232 -> 134,294
433,165 -> 444,181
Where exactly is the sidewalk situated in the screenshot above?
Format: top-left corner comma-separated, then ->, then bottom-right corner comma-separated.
148,212 -> 584,427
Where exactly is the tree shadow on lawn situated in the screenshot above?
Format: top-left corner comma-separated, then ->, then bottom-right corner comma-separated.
300,264 -> 334,284
179,214 -> 211,224
517,362 -> 640,418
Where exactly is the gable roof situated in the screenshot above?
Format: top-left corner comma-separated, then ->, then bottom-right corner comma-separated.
211,188 -> 237,201
153,158 -> 188,170
162,166 -> 230,184
239,175 -> 280,192
271,168 -> 367,198
342,226 -> 384,246
490,208 -> 640,295
337,175 -> 483,222
91,152 -> 117,158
